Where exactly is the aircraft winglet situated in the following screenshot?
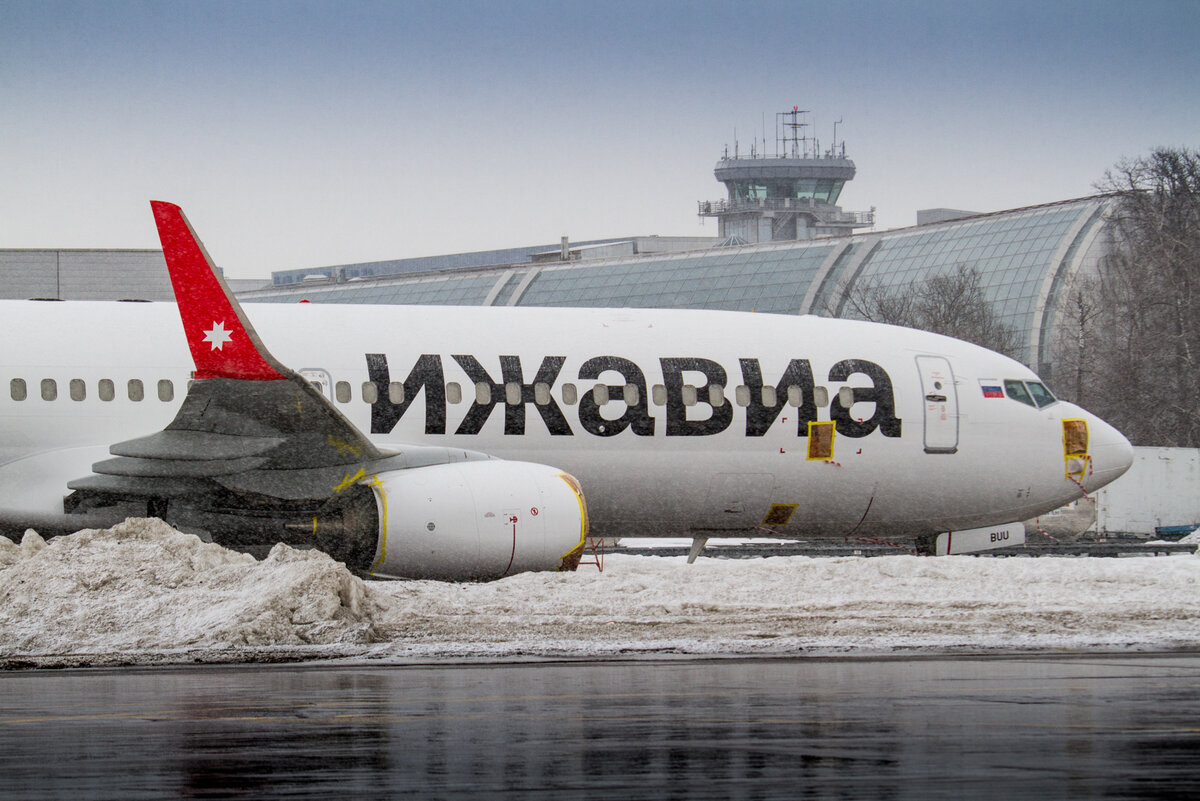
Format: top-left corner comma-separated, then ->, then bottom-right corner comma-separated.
151,200 -> 288,381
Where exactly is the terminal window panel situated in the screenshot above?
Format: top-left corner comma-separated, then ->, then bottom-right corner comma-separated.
853,211 -> 1089,316
522,247 -> 832,312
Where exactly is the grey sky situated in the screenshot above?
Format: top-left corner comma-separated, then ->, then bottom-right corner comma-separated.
2,0 -> 1197,276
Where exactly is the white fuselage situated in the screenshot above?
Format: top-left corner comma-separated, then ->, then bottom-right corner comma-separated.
0,301 -> 1132,540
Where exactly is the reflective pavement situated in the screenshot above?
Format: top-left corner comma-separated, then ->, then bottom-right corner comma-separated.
1,653 -> 1197,799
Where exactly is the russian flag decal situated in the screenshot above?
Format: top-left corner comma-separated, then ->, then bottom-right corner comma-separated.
980,379 -> 1004,398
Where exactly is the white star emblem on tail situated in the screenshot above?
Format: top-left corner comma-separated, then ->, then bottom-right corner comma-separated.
202,321 -> 233,350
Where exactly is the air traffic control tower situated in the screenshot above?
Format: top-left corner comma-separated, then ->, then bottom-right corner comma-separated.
699,108 -> 874,243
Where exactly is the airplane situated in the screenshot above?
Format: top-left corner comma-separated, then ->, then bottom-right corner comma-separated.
0,202 -> 1134,579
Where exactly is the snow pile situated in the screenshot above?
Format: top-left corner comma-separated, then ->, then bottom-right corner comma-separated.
0,519 -> 378,663
0,520 -> 1198,668
1178,527 -> 1200,544
365,551 -> 1200,659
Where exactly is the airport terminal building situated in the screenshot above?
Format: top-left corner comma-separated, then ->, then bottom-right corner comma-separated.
238,194 -> 1112,383
0,198 -> 1114,386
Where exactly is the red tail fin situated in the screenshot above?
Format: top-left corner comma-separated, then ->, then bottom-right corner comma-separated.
151,201 -> 288,381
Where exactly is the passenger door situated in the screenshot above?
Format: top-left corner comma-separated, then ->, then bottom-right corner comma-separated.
915,355 -> 958,453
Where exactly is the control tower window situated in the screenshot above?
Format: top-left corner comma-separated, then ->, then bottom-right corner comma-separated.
732,179 -> 844,204
794,179 -> 844,204
734,182 -> 768,201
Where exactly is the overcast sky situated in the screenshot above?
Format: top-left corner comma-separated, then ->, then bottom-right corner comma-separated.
2,0 -> 1197,277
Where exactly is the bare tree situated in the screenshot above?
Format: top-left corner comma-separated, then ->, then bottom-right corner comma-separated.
840,264 -> 1022,360
1071,147 -> 1200,447
1051,274 -> 1105,407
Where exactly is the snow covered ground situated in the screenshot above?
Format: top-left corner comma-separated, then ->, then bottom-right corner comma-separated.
1,518 -> 1198,668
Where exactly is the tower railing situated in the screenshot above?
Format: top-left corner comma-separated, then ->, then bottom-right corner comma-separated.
698,198 -> 874,226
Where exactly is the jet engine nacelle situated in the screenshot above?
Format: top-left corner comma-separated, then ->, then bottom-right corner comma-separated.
366,460 -> 588,581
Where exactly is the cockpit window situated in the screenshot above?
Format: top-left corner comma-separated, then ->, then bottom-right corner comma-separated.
1025,381 -> 1057,408
1004,379 -> 1057,409
1004,379 -> 1034,407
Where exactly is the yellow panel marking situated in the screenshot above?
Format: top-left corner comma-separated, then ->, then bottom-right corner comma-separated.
762,503 -> 799,527
1063,418 -> 1090,478
1066,455 -> 1092,480
333,468 -> 366,493
365,474 -> 388,575
807,420 -> 835,461
557,472 -> 589,564
1063,418 -> 1089,457
325,434 -> 364,458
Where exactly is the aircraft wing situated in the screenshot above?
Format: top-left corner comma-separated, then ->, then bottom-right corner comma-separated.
69,202 -> 390,500
63,202 -> 587,579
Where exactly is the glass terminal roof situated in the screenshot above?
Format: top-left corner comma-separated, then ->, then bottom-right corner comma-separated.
836,203 -> 1108,355
519,243 -> 836,313
241,197 -> 1112,374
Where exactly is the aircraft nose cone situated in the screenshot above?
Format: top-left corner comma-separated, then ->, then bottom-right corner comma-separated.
1084,414 -> 1134,492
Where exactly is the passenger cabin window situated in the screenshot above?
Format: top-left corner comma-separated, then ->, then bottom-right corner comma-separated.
560,383 -> 578,405
335,381 -> 350,403
734,385 -> 751,407
98,379 -> 114,402
812,387 -> 829,407
361,382 -> 378,404
128,379 -> 144,402
534,382 -> 552,406
475,382 -> 491,405
388,382 -> 405,404
681,385 -> 697,407
591,384 -> 609,405
651,384 -> 667,406
41,378 -> 57,401
1004,380 -> 1035,407
446,382 -> 462,404
761,386 -> 777,408
708,384 -> 725,407
158,380 -> 174,402
505,382 -> 521,406
622,384 -> 639,406
70,379 -> 86,401
10,378 -> 26,401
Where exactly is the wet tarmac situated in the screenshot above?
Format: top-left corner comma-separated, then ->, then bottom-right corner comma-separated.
1,653 -> 1197,799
